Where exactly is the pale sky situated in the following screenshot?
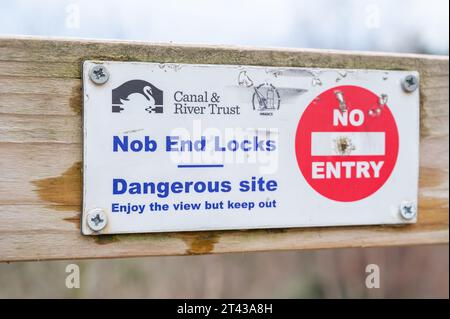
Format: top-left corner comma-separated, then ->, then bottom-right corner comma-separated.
0,0 -> 448,54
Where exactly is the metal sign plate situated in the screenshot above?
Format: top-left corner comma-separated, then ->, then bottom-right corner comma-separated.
82,61 -> 420,235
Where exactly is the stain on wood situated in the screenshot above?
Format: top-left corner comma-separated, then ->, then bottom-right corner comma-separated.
63,214 -> 81,229
32,162 -> 82,211
418,197 -> 449,217
69,83 -> 82,115
94,234 -> 121,245
180,232 -> 220,255
420,167 -> 448,189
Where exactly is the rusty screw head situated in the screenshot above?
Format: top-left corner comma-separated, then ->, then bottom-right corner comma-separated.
89,65 -> 109,85
402,74 -> 419,93
399,201 -> 417,220
86,208 -> 107,232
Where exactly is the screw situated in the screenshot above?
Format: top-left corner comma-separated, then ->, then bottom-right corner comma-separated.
399,201 -> 417,220
86,208 -> 107,232
402,74 -> 419,93
89,65 -> 109,85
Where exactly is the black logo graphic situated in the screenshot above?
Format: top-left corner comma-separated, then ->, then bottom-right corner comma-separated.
252,83 -> 281,116
112,80 -> 163,113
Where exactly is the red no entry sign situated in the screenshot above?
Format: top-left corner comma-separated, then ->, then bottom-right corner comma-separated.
295,85 -> 399,202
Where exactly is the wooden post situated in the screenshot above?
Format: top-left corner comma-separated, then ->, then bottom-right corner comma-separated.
0,37 -> 448,262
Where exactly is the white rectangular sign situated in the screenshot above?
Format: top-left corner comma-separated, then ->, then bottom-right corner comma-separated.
82,61 -> 420,235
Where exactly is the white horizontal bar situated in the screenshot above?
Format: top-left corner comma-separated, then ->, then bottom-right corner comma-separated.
311,132 -> 385,156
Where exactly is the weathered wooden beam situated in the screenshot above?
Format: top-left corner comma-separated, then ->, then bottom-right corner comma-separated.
0,37 -> 448,261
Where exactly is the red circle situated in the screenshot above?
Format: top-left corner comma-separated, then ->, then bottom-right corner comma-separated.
295,85 -> 399,202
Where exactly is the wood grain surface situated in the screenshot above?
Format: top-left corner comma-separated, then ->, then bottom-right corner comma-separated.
0,37 -> 448,261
